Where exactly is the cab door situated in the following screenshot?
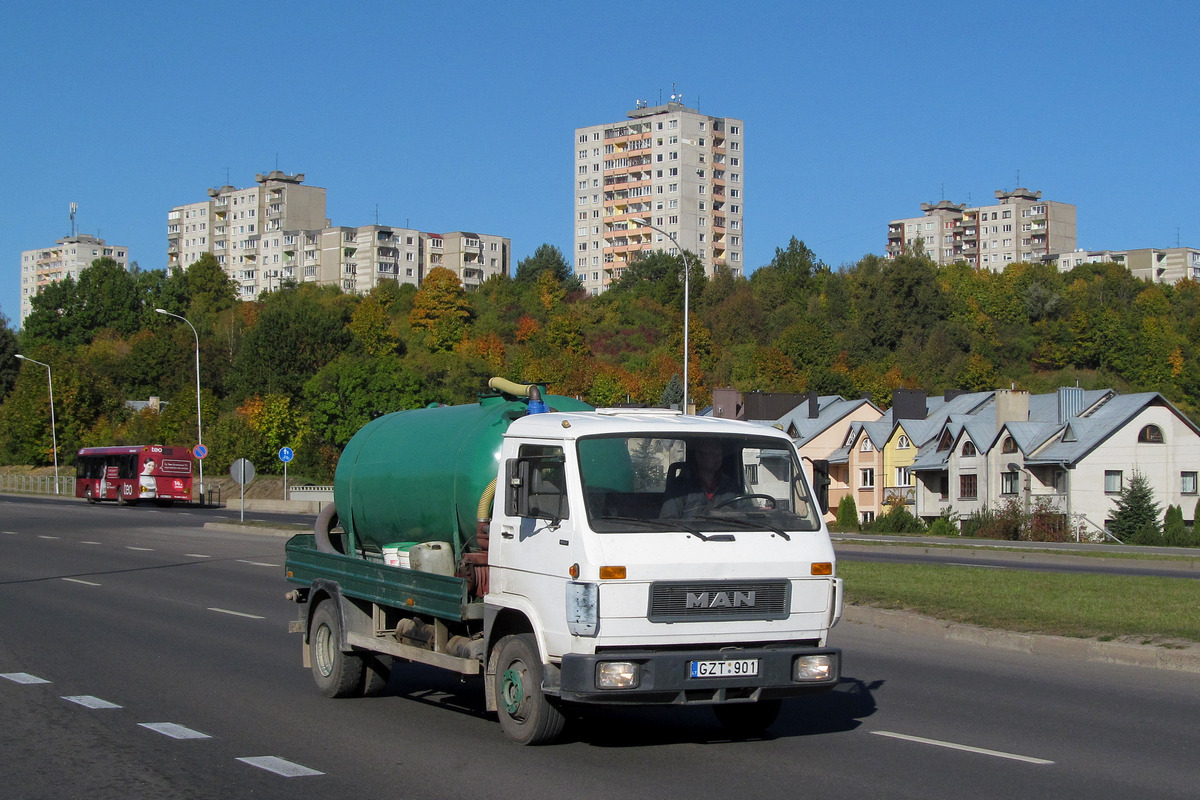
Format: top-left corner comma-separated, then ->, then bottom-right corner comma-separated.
491,442 -> 578,654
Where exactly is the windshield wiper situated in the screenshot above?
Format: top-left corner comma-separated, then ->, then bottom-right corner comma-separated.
596,516 -> 726,542
690,514 -> 791,541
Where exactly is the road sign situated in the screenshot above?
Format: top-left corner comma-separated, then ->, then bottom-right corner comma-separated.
230,458 -> 255,485
193,444 -> 208,460
278,447 -> 294,463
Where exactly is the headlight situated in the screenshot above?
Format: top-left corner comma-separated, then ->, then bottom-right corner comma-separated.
597,661 -> 640,689
566,582 -> 598,637
794,654 -> 836,682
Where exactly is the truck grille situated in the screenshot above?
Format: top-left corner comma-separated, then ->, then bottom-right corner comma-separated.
648,580 -> 790,622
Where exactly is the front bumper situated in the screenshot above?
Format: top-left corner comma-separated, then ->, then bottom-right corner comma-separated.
556,643 -> 840,705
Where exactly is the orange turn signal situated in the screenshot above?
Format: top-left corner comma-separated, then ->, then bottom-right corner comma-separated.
811,562 -> 833,576
569,563 -> 580,579
599,566 -> 627,580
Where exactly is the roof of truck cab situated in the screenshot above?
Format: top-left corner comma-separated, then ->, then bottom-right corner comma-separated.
505,409 -> 795,442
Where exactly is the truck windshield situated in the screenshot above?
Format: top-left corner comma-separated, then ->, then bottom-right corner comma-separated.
577,433 -> 822,534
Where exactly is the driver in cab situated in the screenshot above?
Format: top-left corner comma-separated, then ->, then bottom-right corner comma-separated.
660,439 -> 741,518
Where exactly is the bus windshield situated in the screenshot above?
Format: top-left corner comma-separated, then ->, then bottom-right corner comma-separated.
577,433 -> 822,534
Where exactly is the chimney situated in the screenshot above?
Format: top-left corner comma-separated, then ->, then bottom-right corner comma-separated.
891,388 -> 928,421
1057,386 -> 1084,423
808,391 -> 820,419
995,388 -> 1030,431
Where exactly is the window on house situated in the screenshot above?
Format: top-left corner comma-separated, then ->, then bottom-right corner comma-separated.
1183,472 -> 1197,495
861,511 -> 875,524
960,474 -> 978,499
1138,425 -> 1164,443
895,467 -> 911,486
1002,436 -> 1017,454
861,439 -> 873,452
962,441 -> 977,457
1105,470 -> 1123,494
860,468 -> 875,489
1001,471 -> 1020,495
897,435 -> 910,449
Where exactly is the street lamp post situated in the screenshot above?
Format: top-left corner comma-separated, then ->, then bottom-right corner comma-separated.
156,309 -> 204,499
635,218 -> 691,413
15,354 -> 59,493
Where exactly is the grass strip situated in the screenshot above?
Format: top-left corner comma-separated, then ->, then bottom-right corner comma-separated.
839,561 -> 1200,645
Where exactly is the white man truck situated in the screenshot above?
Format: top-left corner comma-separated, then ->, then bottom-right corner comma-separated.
284,379 -> 842,744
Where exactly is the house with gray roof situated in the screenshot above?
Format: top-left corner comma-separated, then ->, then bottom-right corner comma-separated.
912,387 -> 1200,538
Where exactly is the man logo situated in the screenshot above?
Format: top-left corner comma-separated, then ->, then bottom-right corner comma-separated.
686,591 -> 756,609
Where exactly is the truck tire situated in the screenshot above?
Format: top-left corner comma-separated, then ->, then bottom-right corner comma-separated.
309,601 -> 366,698
713,699 -> 782,738
494,634 -> 566,745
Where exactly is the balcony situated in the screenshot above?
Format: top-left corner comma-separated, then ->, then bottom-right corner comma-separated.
883,486 -> 915,505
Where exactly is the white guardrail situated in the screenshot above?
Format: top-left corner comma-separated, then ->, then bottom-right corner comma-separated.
288,485 -> 334,502
0,475 -> 76,495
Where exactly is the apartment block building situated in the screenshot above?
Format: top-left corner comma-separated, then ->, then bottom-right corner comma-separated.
574,100 -> 745,295
167,171 -> 508,298
1047,246 -> 1200,284
19,234 -> 129,324
887,188 -> 1077,271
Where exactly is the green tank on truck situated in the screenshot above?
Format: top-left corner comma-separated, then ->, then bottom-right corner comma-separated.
333,379 -> 591,556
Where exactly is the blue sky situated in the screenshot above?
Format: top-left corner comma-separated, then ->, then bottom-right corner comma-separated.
3,1 -> 1197,328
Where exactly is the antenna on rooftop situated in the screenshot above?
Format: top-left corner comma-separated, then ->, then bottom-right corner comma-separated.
69,202 -> 77,237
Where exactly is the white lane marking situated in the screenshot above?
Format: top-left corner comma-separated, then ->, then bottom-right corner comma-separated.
236,756 -> 324,777
3,531 -> 18,535
63,695 -> 122,709
873,731 -> 1055,765
1,672 -> 51,685
81,541 -> 102,545
208,608 -> 266,620
38,535 -> 60,540
126,546 -> 154,551
184,553 -> 211,558
237,560 -> 280,567
138,722 -> 211,740
63,578 -> 102,587
947,562 -> 1008,569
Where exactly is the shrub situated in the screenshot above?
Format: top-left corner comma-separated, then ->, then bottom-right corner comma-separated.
870,503 -> 925,534
835,494 -> 859,531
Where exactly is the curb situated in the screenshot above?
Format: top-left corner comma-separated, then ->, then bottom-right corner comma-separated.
202,522 -> 305,537
842,605 -> 1200,674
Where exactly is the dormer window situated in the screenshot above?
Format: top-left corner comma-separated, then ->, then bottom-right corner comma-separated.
1138,425 -> 1164,444
962,441 -> 977,457
897,435 -> 911,449
1002,435 -> 1018,454
860,439 -> 873,452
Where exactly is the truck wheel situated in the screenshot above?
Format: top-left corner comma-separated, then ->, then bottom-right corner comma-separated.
714,699 -> 782,738
309,601 -> 366,698
494,634 -> 566,745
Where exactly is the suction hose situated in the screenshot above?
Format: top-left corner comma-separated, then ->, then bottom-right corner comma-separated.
487,377 -> 547,414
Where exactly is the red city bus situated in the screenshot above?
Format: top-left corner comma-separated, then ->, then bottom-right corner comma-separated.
75,445 -> 194,506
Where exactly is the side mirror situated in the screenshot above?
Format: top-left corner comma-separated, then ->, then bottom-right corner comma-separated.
812,459 -> 831,515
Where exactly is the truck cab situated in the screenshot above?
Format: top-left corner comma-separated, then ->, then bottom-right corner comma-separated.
485,409 -> 841,735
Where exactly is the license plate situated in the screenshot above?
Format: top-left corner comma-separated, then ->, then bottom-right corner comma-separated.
689,659 -> 759,678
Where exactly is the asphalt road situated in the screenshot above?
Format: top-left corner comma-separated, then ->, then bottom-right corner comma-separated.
3,495 -> 1198,799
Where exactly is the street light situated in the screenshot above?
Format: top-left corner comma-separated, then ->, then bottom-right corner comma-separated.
156,309 -> 204,499
15,354 -> 59,493
634,217 -> 691,413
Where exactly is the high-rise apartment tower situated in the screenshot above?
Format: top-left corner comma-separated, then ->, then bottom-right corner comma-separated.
574,101 -> 744,295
